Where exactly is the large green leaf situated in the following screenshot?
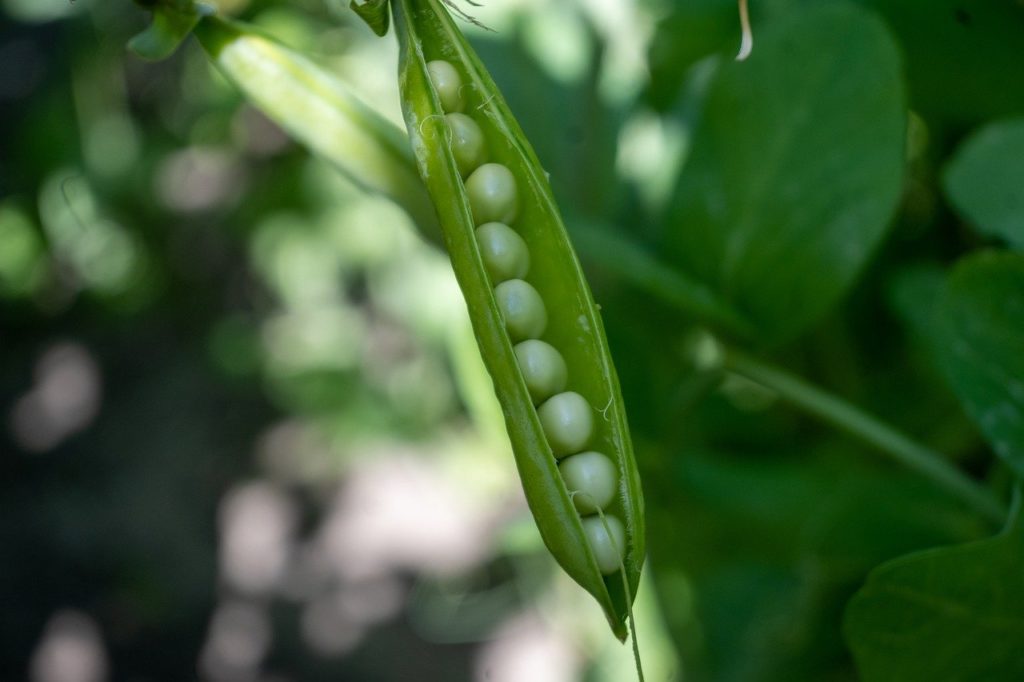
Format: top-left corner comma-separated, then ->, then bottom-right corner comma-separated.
858,0 -> 1024,126
646,448 -> 983,682
647,0 -> 1024,125
661,2 -> 905,344
844,497 -> 1024,681
935,252 -> 1024,479
944,119 -> 1024,251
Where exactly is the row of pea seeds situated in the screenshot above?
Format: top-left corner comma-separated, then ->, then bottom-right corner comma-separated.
426,60 -> 625,576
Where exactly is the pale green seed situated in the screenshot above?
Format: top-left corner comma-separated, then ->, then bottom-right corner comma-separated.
559,451 -> 617,514
477,222 -> 529,283
514,339 -> 566,404
494,279 -> 546,341
581,514 -> 626,575
538,391 -> 593,457
445,113 -> 487,177
426,60 -> 465,113
465,163 -> 519,225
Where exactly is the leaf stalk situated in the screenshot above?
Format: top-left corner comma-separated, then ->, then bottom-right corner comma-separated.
721,347 -> 1007,524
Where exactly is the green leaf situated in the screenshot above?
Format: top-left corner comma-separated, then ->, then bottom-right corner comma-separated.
661,2 -> 906,344
647,1 -> 1024,126
844,495 -> 1024,681
128,1 -> 214,61
886,263 -> 945,346
350,0 -> 390,37
858,0 -> 1024,126
646,0 -> 743,111
944,118 -> 1024,251
646,448 -> 984,682
935,252 -> 1024,479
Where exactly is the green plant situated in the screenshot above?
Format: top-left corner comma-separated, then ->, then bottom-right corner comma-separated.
113,0 -> 1024,678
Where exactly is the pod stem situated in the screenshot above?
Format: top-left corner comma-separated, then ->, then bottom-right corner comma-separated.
620,548 -> 645,682
720,347 -> 1007,525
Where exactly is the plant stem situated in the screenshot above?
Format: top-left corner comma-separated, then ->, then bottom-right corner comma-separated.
722,347 -> 1007,524
567,218 -> 755,338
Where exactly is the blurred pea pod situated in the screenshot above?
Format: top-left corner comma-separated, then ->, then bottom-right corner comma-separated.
192,16 -> 441,240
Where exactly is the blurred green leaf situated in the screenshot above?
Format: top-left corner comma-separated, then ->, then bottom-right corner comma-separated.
646,0 -> 741,111
661,2 -> 905,344
887,264 -> 945,345
844,496 -> 1024,682
859,0 -> 1024,126
648,1 -> 1024,126
4,0 -> 85,22
646,448 -> 982,682
350,0 -> 390,37
944,118 -> 1024,251
0,201 -> 45,297
935,251 -> 1024,479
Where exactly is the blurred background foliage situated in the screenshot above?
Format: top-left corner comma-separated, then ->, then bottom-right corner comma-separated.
1,0 -> 1022,681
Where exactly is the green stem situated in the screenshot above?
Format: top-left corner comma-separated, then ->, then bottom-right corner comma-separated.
722,347 -> 1007,525
567,218 -> 755,338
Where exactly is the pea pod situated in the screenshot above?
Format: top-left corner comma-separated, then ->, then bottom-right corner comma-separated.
388,0 -> 645,639
193,16 -> 440,239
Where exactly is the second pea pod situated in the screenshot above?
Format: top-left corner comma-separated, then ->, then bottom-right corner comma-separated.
389,0 -> 645,639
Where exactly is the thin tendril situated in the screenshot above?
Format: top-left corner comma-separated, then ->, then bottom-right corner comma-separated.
736,0 -> 753,61
418,113 -> 448,140
441,0 -> 495,32
475,93 -> 497,110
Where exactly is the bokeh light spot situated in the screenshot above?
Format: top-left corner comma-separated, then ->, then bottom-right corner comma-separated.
28,610 -> 108,682
9,342 -> 102,453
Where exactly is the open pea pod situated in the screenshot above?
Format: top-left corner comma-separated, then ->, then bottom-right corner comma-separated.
385,0 -> 645,639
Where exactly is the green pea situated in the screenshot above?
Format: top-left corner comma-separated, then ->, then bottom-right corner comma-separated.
445,113 -> 487,178
494,279 -> 547,341
476,222 -> 530,283
513,339 -> 566,404
426,59 -> 464,113
581,515 -> 626,575
538,391 -> 593,457
465,163 -> 519,225
559,451 -> 618,514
